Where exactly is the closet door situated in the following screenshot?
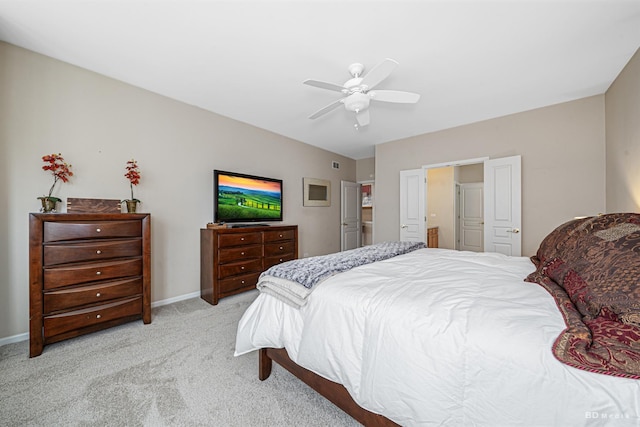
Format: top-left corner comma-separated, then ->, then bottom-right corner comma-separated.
340,180 -> 361,251
399,169 -> 425,242
484,155 -> 522,256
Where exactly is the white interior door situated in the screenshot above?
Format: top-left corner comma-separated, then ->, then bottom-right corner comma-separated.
341,180 -> 361,251
399,169 -> 426,242
459,182 -> 484,252
484,155 -> 522,256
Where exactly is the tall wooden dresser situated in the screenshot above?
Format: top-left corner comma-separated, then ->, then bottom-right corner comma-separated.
29,213 -> 151,357
200,225 -> 298,305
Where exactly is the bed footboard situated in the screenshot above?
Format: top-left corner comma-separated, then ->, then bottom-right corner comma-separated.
258,348 -> 399,427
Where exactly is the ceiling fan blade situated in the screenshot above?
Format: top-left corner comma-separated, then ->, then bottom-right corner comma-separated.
309,98 -> 344,119
303,79 -> 346,93
356,109 -> 370,127
370,90 -> 420,103
360,58 -> 398,90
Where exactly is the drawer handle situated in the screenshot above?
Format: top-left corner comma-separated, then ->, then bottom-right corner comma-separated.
279,246 -> 283,250
241,266 -> 245,270
279,234 -> 283,238
240,237 -> 245,241
96,271 -> 102,275
241,252 -> 245,255
96,228 -> 101,233
96,250 -> 102,254
241,280 -> 245,284
96,292 -> 101,297
96,314 -> 101,319
279,258 -> 283,262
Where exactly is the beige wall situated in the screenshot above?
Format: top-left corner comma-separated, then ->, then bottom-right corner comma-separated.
458,163 -> 484,184
356,157 -> 375,182
0,42 -> 355,340
605,48 -> 640,212
374,95 -> 607,256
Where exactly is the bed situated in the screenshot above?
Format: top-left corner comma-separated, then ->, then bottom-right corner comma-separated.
235,214 -> 640,426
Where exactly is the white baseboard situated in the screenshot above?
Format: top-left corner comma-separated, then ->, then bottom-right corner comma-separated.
150,291 -> 201,308
0,291 -> 203,346
0,332 -> 29,347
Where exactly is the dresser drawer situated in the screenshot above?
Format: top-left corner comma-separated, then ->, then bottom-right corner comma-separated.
264,241 -> 295,257
218,258 -> 263,278
218,232 -> 261,248
44,239 -> 142,265
44,258 -> 142,289
44,220 -> 141,242
43,297 -> 142,339
218,272 -> 260,294
264,253 -> 296,270
264,229 -> 295,243
44,278 -> 142,313
218,245 -> 262,264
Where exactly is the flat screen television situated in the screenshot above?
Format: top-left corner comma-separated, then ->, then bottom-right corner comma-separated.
214,170 -> 283,224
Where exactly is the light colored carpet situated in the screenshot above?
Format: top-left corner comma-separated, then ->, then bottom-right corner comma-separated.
0,291 -> 359,426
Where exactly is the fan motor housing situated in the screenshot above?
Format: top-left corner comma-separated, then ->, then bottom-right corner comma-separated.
344,77 -> 363,90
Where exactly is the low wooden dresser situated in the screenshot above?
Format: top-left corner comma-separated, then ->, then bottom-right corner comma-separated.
200,225 -> 298,305
29,213 -> 151,357
427,226 -> 439,248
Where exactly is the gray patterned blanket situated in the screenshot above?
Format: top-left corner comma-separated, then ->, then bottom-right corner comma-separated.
257,241 -> 426,308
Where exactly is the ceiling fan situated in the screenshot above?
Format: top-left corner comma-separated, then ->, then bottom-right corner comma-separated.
303,58 -> 420,128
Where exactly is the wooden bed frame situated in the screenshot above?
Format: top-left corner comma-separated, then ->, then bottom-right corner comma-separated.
259,347 -> 399,426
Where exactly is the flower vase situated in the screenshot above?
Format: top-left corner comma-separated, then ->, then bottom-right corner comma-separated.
39,197 -> 57,213
125,200 -> 137,213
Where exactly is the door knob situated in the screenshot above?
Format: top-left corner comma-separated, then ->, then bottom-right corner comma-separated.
507,228 -> 520,234
401,224 -> 408,229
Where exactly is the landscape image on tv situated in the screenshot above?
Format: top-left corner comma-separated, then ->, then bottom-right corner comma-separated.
216,173 -> 282,222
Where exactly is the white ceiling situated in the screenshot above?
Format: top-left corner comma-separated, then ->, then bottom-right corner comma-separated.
1,1 -> 640,159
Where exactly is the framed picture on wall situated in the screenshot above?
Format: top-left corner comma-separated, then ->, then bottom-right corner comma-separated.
303,177 -> 331,207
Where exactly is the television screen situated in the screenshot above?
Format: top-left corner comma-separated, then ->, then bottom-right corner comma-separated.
214,170 -> 283,223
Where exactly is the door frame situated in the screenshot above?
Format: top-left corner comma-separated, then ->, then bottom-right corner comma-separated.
359,180 -> 375,245
422,157 -> 489,171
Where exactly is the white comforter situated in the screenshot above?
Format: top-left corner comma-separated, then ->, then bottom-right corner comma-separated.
235,248 -> 640,426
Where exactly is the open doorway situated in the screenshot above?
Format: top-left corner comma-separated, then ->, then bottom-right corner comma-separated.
426,162 -> 484,251
361,182 -> 374,246
401,156 -> 521,255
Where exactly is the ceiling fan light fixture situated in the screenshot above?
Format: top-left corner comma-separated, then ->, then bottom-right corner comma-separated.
304,59 -> 419,127
344,92 -> 370,112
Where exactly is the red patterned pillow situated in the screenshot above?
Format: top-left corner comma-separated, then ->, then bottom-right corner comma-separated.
527,213 -> 640,325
